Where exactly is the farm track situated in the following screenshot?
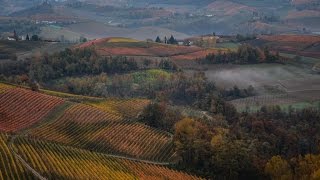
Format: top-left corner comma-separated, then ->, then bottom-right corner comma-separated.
7,102 -> 73,180
5,99 -> 175,179
8,136 -> 47,180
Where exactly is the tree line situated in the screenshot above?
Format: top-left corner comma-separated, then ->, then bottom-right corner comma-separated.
139,101 -> 320,179
199,44 -> 283,64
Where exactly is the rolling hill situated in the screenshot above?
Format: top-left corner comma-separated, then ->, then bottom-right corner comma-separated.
66,22 -> 190,41
76,37 -> 223,60
247,34 -> 320,58
0,83 -> 202,179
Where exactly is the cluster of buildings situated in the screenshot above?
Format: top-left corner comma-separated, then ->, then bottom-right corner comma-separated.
4,31 -> 31,41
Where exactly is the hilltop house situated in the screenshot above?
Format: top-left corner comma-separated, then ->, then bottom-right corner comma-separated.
5,31 -> 19,41
7,36 -> 16,41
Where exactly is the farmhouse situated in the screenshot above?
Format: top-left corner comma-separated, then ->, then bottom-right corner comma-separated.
7,36 -> 16,41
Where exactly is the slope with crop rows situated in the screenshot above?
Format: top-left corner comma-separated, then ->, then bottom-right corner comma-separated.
13,137 -> 200,180
87,98 -> 150,119
27,104 -> 174,162
0,133 -> 34,179
0,87 -> 64,133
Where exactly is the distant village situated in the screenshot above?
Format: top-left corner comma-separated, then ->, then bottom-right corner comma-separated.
3,30 -> 60,42
154,33 -> 220,48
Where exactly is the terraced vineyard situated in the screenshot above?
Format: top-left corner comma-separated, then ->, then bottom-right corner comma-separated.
27,104 -> 174,162
12,138 -> 199,180
0,87 -> 64,132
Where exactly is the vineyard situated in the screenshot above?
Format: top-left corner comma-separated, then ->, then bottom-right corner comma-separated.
12,138 -> 199,180
87,98 -> 150,119
230,94 -> 300,111
0,86 -> 200,179
76,37 -> 224,60
230,91 -> 320,112
171,49 -> 225,61
27,104 -> 174,162
278,77 -> 320,92
0,87 -> 64,133
250,35 -> 320,58
0,133 -> 34,180
0,83 -> 14,93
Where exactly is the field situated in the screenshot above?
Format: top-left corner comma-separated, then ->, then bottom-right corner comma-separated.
279,77 -> 320,92
0,133 -> 34,179
12,137 -> 199,179
79,37 -> 202,57
280,53 -> 320,67
87,98 -> 151,119
228,76 -> 320,112
0,40 -> 74,61
203,63 -> 311,89
0,86 -> 201,179
0,86 -> 64,133
66,22 -> 190,41
39,26 -> 83,43
230,94 -> 320,112
248,34 -> 320,58
286,10 -> 320,19
77,37 -> 228,61
198,60 -> 320,112
27,103 -> 174,162
206,0 -> 256,16
171,48 -> 225,61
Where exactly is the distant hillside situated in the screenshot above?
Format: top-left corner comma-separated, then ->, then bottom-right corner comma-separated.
10,2 -> 54,17
67,22 -> 190,40
75,37 -> 223,61
247,34 -> 320,58
0,0 -> 44,15
205,0 -> 257,16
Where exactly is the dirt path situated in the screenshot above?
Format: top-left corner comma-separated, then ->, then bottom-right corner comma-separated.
6,102 -> 72,180
8,136 -> 47,180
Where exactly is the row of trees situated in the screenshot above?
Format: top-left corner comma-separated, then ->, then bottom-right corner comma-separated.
199,44 -> 282,64
221,85 -> 256,101
29,48 -> 139,81
155,35 -> 178,44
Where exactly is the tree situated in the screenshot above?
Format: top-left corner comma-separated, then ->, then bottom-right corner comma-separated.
155,36 -> 161,43
174,118 -> 213,170
80,36 -> 87,42
168,35 -> 177,44
31,35 -> 39,41
13,30 -> 19,41
265,156 -> 292,180
29,80 -> 40,92
139,102 -> 181,132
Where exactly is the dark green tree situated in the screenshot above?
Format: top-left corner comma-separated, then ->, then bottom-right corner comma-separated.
31,35 -> 39,41
168,35 -> 177,44
155,36 -> 161,43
